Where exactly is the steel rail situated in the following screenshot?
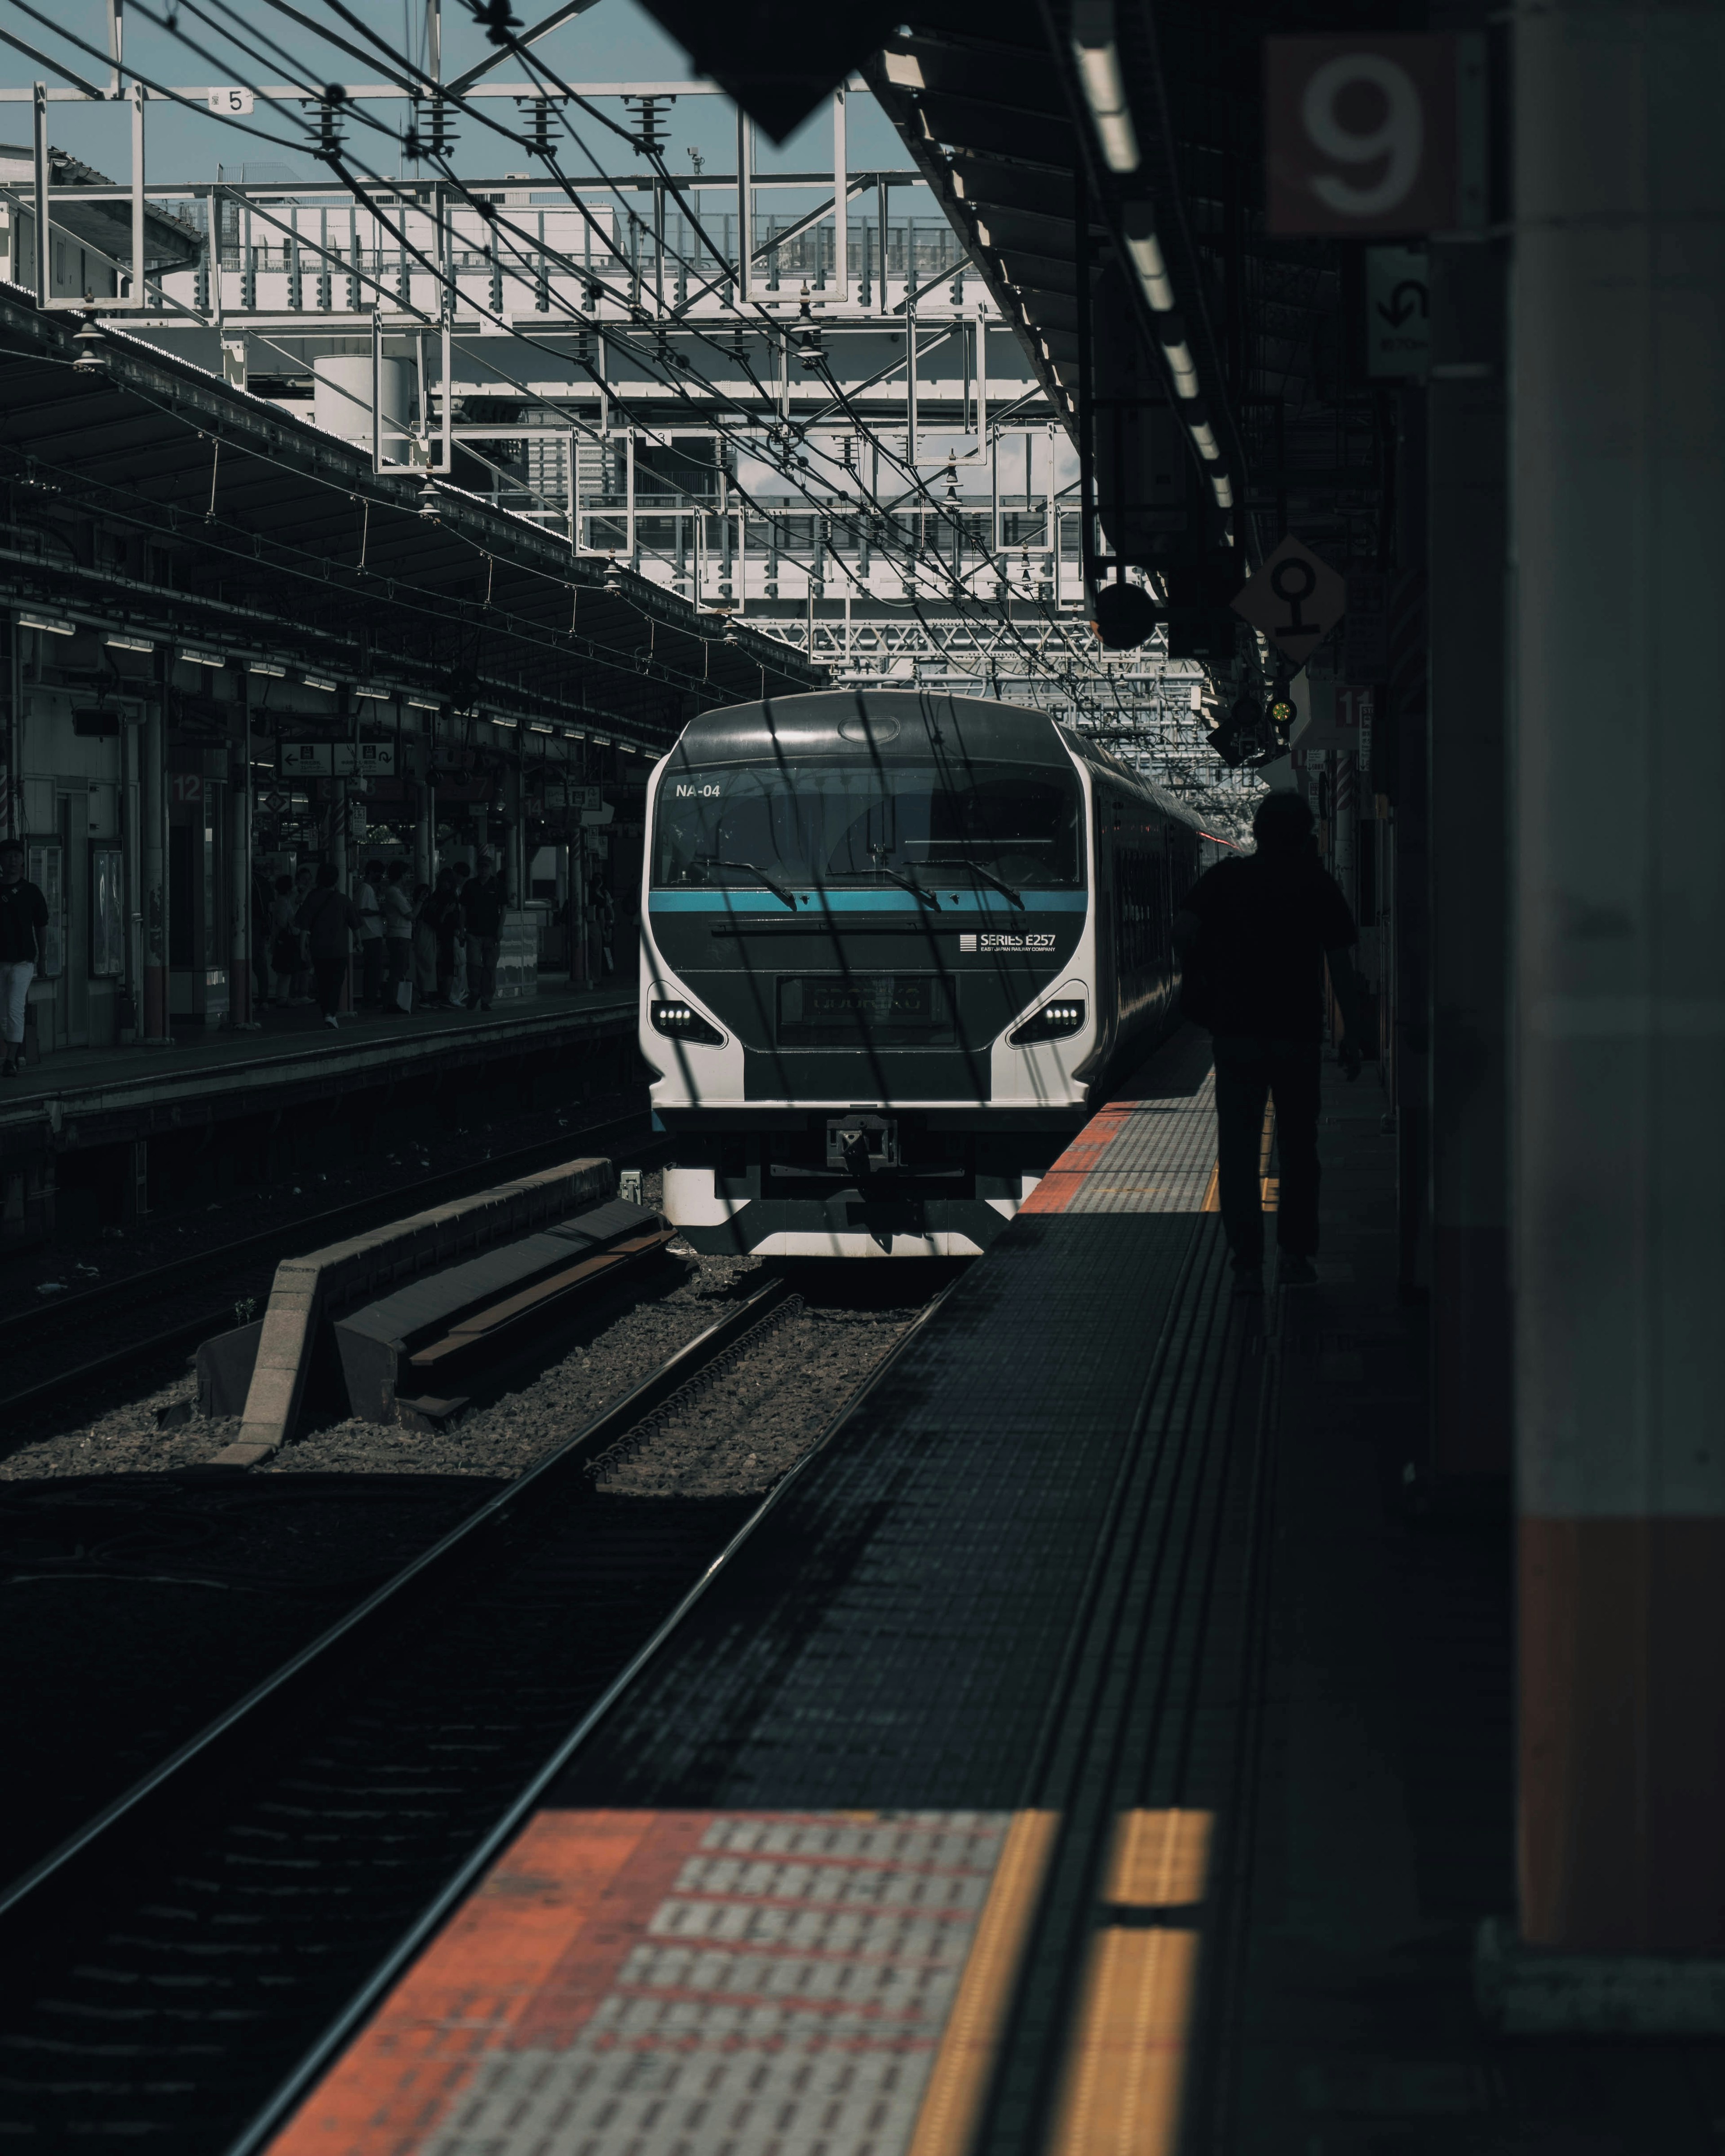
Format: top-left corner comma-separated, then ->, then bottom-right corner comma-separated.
0,1273 -> 793,1935
222,1269 -> 958,2156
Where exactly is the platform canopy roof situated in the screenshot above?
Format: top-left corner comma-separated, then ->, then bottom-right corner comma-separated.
0,283 -> 822,746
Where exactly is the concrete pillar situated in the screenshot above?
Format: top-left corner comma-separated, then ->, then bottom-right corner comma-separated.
1513,0 -> 1725,1962
142,696 -> 168,1041
1429,236 -> 1511,1477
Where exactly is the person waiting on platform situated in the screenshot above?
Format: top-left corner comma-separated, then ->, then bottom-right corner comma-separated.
411,881 -> 438,1005
1173,790 -> 1365,1294
382,861 -> 415,1012
0,841 -> 49,1079
424,867 -> 465,1007
267,875 -> 300,1007
461,853 -> 504,1012
356,859 -> 387,1011
290,863 -> 316,1005
295,863 -> 361,1030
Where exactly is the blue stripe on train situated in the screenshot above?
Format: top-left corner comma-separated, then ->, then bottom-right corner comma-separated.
648,888 -> 1091,915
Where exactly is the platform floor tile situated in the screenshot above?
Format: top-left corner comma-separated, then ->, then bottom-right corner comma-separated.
270,1809 -> 1059,2156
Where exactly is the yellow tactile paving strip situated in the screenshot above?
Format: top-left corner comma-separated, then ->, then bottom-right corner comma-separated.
1045,1810 -> 1214,2156
907,1811 -> 1062,2156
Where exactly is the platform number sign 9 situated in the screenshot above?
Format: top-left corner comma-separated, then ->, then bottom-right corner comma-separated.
1265,36 -> 1470,236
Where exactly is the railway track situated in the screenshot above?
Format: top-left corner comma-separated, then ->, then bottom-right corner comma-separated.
0,1103 -> 656,1426
0,1273 -> 948,2151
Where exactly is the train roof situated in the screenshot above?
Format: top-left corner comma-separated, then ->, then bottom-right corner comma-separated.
1055,725 -> 1210,835
673,692 -> 1208,838
676,689 -> 1079,770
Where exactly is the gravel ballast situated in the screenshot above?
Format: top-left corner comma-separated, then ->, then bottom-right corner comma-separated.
0,1197 -> 957,1881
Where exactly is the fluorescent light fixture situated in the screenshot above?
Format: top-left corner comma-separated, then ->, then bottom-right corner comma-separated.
301,673 -> 336,692
564,727 -> 585,739
1189,419 -> 1221,460
18,611 -> 75,636
491,715 -> 520,729
590,733 -> 612,745
354,685 -> 391,700
248,660 -> 287,677
527,722 -> 554,734
1157,319 -> 1199,398
105,633 -> 155,654
1122,205 -> 1174,310
1211,472 -> 1234,508
179,646 -> 226,668
406,696 -> 441,711
1071,0 -> 1139,174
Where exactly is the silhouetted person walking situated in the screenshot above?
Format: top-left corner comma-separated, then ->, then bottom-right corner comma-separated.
1174,791 -> 1364,1293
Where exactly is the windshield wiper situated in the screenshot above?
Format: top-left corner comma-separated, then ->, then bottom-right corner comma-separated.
695,855 -> 799,912
919,857 -> 1026,910
823,853 -> 944,906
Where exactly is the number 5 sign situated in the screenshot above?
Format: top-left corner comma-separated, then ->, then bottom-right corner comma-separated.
1265,35 -> 1484,236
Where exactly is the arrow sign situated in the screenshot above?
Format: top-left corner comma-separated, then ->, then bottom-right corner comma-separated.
1230,535 -> 1348,661
1378,279 -> 1428,327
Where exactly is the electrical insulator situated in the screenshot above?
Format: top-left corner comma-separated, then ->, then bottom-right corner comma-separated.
316,87 -> 346,160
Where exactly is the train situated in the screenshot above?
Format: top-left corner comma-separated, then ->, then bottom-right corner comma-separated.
637,688 -> 1212,1257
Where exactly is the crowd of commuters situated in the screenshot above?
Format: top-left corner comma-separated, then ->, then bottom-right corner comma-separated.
0,839 -> 50,1078
248,851 -> 591,1025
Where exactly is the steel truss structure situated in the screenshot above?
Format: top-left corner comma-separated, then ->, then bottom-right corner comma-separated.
0,12 -> 1255,819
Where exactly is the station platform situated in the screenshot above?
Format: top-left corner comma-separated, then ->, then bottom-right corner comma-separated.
0,981 -> 637,1164
261,1028 -> 1724,2156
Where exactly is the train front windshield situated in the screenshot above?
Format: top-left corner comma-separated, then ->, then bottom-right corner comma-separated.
653,762 -> 1084,894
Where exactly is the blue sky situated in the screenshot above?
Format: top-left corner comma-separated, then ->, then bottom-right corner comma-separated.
2,0 -> 909,189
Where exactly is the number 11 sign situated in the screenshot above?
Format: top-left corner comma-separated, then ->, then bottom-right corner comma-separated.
1265,34 -> 1485,236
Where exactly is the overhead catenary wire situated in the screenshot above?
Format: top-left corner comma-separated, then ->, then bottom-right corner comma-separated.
24,2 -> 1205,751
126,0 -> 1092,694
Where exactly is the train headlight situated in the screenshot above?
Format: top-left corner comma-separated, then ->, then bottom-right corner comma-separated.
651,999 -> 725,1046
1011,999 -> 1087,1046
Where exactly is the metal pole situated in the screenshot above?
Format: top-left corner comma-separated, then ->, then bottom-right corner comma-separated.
831,89 -> 849,304
440,313 -> 453,474
130,80 -> 145,304
230,731 -> 250,1024
32,83 -> 49,301
736,106 -> 752,302
142,680 -> 167,1041
907,309 -> 918,466
414,773 -> 433,891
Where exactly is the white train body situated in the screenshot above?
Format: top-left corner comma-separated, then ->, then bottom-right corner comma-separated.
638,690 -> 1204,1257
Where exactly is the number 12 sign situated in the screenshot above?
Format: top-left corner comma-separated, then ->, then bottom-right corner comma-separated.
1265,35 -> 1482,236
